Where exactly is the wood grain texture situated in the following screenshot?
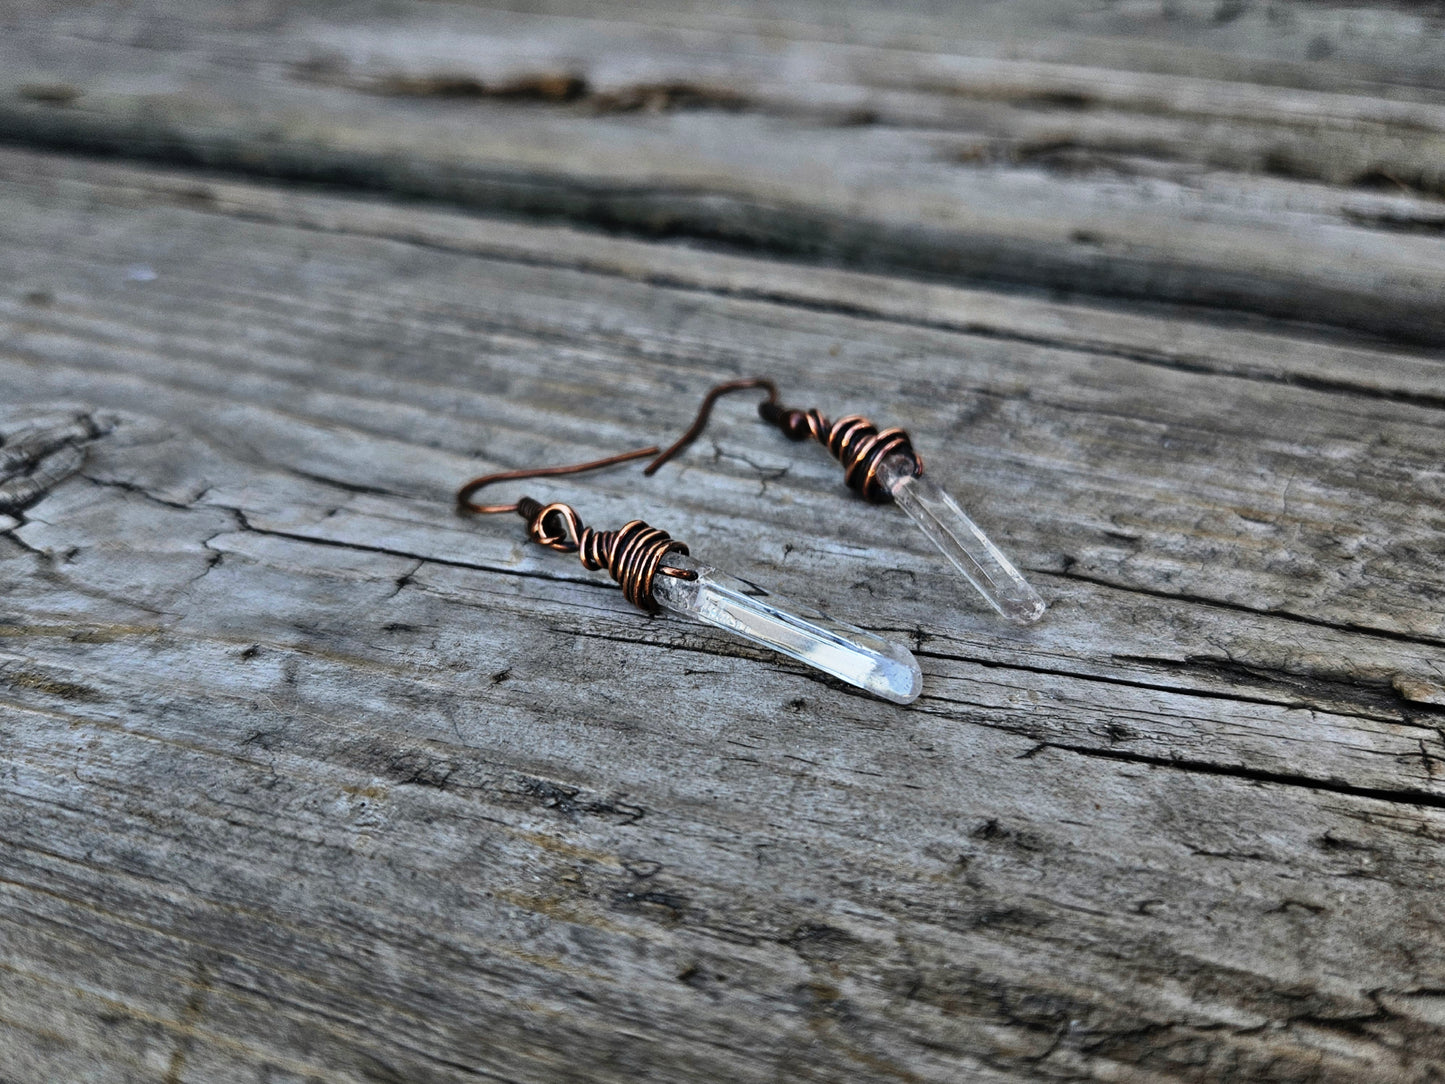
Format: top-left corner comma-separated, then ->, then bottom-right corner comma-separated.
1,1 -> 1445,1080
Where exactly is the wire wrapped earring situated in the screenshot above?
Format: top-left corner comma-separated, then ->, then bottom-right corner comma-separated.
458,448 -> 922,704
646,379 -> 1046,625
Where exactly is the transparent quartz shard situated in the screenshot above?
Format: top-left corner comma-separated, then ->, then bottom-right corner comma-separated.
877,452 -> 1046,625
650,553 -> 922,705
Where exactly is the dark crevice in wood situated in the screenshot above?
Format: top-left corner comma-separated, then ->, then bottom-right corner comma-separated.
295,56 -> 751,116
271,464 -> 413,502
1047,569 -> 1445,651
1035,741 -> 1445,811
80,474 -> 198,512
1341,207 -> 1445,237
374,71 -> 591,107
220,507 -> 619,597
911,645 -> 1423,725
1,124 -> 1441,349
0,510 -> 40,559
1283,371 -> 1445,410
917,687 -> 1441,802
1110,653 -> 1445,721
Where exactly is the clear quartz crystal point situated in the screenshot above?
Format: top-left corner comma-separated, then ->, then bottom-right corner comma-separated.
877,452 -> 1046,625
650,554 -> 922,704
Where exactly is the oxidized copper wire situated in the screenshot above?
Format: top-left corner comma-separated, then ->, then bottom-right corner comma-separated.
515,497 -> 692,612
644,378 -> 779,476
457,449 -> 695,613
647,378 -> 923,503
458,446 -> 660,515
456,375 -> 923,607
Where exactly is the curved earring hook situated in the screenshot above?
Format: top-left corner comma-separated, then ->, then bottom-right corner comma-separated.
459,376 -> 777,513
644,377 -> 778,475
457,445 -> 660,515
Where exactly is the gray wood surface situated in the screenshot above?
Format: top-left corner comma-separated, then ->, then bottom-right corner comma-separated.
2,3 -> 1444,1082
4,0 -> 1445,343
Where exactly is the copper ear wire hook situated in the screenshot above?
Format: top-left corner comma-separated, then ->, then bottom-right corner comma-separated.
646,377 -> 921,502
458,446 -> 661,515
644,378 -> 778,476
456,444 -> 696,612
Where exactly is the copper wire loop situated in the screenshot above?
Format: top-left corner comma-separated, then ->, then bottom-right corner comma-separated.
457,446 -> 660,515
516,496 -> 693,612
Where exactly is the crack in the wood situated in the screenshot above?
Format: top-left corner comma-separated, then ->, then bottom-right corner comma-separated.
219,506 -> 619,597
216,494 -> 1441,665
42,461 -> 1445,677
0,412 -> 114,513
1342,207 -> 1445,237
1112,652 -> 1445,722
1047,568 -> 1445,651
274,462 -> 413,501
914,645 -> 1429,726
183,544 -> 225,591
1032,740 -> 1445,810
384,559 -> 424,602
142,485 -> 1445,713
81,473 -> 196,512
0,508 -> 41,558
1,510 -> 174,616
512,775 -> 645,825
676,285 -> 1445,412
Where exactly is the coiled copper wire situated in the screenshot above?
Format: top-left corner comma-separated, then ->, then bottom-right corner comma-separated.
516,497 -> 691,612
646,378 -> 922,503
760,404 -> 920,503
457,446 -> 694,614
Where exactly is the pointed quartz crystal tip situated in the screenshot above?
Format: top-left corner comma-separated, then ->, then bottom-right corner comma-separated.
877,452 -> 1047,625
650,554 -> 922,704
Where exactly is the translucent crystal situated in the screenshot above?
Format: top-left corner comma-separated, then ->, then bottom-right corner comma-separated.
651,554 -> 922,704
877,452 -> 1046,625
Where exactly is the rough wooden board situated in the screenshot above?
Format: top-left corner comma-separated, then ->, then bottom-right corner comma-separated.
2,150 -> 1445,1082
2,1 -> 1444,343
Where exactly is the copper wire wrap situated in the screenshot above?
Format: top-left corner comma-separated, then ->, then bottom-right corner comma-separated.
759,403 -> 920,503
646,378 -> 923,503
456,446 -> 695,614
515,497 -> 692,612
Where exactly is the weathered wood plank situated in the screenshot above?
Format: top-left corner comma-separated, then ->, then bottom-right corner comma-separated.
2,1 -> 1443,342
2,146 -> 1445,1081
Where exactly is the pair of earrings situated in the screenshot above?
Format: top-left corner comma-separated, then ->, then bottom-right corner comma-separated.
458,379 -> 1045,705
